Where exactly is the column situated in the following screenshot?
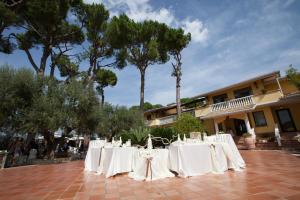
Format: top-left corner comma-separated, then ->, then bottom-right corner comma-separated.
214,119 -> 219,134
244,113 -> 255,137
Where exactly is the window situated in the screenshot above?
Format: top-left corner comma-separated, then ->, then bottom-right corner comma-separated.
276,109 -> 296,132
234,87 -> 253,99
252,111 -> 267,127
212,93 -> 228,104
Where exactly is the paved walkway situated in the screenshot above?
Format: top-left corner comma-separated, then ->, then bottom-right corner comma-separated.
0,151 -> 299,200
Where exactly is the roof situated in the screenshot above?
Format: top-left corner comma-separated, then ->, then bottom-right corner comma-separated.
145,71 -> 281,114
144,99 -> 201,114
192,71 -> 280,99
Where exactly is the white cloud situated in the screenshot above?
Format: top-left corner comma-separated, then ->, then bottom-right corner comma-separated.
84,0 -> 208,44
182,19 -> 208,43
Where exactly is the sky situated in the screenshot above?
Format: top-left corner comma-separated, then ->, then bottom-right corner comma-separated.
1,0 -> 300,107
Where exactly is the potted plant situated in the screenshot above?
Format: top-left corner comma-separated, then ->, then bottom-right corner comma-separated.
243,133 -> 255,150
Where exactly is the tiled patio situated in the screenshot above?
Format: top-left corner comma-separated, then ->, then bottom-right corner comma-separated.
0,151 -> 299,200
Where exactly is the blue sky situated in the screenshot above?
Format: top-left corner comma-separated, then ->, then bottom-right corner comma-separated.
1,0 -> 300,106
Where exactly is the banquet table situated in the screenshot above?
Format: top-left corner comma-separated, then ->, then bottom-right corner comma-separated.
168,142 -> 229,177
129,149 -> 175,181
207,134 -> 246,168
97,146 -> 136,178
84,140 -> 105,172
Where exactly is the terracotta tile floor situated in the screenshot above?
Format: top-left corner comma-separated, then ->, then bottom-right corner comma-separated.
0,150 -> 299,200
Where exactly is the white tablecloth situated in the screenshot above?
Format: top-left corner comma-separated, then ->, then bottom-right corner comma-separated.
207,134 -> 246,168
168,143 -> 228,177
84,140 -> 105,172
97,147 -> 136,178
129,149 -> 175,181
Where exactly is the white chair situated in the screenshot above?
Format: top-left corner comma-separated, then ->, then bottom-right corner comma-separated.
190,132 -> 201,139
129,149 -> 174,181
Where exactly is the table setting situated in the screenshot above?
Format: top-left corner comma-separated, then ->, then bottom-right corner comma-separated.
84,133 -> 245,180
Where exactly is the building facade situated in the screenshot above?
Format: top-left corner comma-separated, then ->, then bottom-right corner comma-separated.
145,71 -> 300,139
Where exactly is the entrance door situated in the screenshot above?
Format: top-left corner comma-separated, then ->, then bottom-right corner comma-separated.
276,109 -> 296,132
234,119 -> 247,136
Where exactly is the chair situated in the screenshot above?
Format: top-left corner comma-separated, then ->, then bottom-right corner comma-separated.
190,132 -> 201,139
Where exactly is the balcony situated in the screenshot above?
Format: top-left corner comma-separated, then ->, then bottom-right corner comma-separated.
211,95 -> 255,112
195,90 -> 283,118
158,115 -> 177,125
146,115 -> 176,126
146,109 -> 195,126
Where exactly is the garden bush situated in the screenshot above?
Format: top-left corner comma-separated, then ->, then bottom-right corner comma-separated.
150,127 -> 176,147
118,127 -> 150,146
174,113 -> 204,135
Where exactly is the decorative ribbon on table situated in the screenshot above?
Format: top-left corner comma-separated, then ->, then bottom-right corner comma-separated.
209,143 -> 223,174
145,157 -> 153,180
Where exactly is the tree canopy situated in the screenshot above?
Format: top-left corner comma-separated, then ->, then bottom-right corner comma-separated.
286,65 -> 300,90
95,68 -> 117,105
107,14 -> 170,112
2,0 -> 84,76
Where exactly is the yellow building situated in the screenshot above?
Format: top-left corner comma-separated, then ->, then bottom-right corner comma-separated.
145,71 -> 300,139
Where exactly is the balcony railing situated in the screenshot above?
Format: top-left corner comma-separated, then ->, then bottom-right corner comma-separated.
146,109 -> 196,126
158,115 -> 177,125
211,95 -> 255,112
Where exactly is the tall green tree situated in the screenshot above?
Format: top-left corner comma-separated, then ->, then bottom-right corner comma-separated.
286,65 -> 300,90
0,65 -> 37,130
62,79 -> 101,137
7,0 -> 84,76
0,1 -> 19,53
164,28 -> 191,116
95,68 -> 117,105
21,78 -> 66,158
107,15 -> 169,112
77,3 -> 126,79
76,3 -> 125,105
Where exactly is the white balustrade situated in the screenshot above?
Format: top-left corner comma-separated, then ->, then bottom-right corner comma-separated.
211,96 -> 254,112
158,115 -> 177,125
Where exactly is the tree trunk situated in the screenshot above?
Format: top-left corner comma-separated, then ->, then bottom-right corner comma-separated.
176,71 -> 181,117
139,69 -> 145,113
101,91 -> 105,106
174,53 -> 182,117
39,47 -> 51,77
43,130 -> 55,160
50,64 -> 55,78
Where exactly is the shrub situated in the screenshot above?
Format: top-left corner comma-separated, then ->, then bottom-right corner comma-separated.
118,127 -> 150,146
150,127 -> 176,147
97,104 -> 144,139
174,113 -> 204,135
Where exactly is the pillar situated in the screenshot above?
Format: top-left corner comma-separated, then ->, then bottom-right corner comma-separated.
214,119 -> 219,134
244,113 -> 255,137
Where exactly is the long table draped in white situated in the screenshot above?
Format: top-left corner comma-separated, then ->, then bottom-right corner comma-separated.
84,140 -> 105,172
207,134 -> 246,168
97,146 -> 136,178
168,143 -> 229,177
84,134 -> 245,180
129,149 -> 175,181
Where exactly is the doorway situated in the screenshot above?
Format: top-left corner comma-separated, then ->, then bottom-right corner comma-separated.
234,119 -> 247,136
276,109 -> 296,132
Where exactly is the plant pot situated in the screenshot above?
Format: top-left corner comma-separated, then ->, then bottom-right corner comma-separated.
244,137 -> 255,150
